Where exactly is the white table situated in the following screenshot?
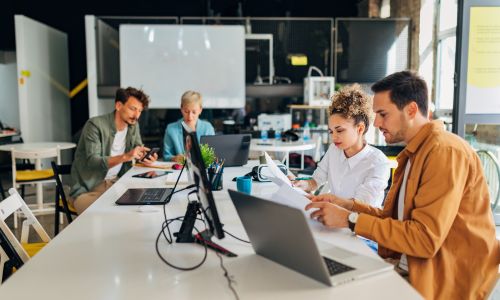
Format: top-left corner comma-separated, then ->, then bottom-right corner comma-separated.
250,139 -> 316,169
0,162 -> 421,299
0,132 -> 18,139
0,142 -> 76,213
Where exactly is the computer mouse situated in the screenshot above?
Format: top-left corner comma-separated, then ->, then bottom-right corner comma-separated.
137,205 -> 159,213
172,163 -> 183,170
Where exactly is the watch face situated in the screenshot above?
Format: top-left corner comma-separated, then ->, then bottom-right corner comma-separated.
349,212 -> 359,223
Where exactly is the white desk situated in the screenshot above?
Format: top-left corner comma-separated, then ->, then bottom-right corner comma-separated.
0,162 -> 421,299
250,139 -> 316,169
0,132 -> 18,139
0,142 -> 76,213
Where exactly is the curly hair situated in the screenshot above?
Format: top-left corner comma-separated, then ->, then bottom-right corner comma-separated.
329,84 -> 372,134
115,87 -> 150,109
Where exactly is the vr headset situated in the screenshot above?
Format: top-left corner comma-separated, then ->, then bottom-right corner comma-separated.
246,163 -> 288,182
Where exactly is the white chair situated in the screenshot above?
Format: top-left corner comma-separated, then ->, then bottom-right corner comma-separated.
0,188 -> 51,282
11,147 -> 60,228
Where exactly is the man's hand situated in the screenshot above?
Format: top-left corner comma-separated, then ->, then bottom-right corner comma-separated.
305,202 -> 350,229
172,154 -> 185,164
108,146 -> 148,169
125,146 -> 148,162
307,194 -> 354,210
141,152 -> 158,166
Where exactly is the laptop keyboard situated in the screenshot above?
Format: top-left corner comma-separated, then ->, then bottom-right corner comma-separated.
137,189 -> 167,203
323,257 -> 355,276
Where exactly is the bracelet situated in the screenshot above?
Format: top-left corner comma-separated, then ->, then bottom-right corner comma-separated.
349,198 -> 355,211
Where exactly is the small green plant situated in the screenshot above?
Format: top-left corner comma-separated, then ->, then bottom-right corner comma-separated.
200,143 -> 216,168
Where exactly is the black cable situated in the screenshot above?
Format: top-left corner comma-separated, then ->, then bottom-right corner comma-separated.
199,213 -> 240,300
215,251 -> 240,300
155,173 -> 209,271
155,217 -> 208,271
223,230 -> 250,244
160,165 -> 188,243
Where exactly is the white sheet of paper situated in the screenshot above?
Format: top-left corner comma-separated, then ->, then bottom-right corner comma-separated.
269,176 -> 308,196
264,152 -> 308,196
165,170 -> 189,187
264,152 -> 291,185
150,161 -> 175,168
269,183 -> 311,215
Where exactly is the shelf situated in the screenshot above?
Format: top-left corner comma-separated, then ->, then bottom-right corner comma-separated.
288,104 -> 329,109
246,84 -> 303,98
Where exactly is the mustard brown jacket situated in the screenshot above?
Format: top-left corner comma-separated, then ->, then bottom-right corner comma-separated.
352,121 -> 500,299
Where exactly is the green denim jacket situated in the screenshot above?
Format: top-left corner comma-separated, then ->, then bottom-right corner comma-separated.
70,111 -> 142,199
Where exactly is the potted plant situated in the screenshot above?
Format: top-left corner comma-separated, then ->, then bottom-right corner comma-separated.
200,143 -> 216,168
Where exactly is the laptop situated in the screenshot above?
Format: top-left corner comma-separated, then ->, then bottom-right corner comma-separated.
200,134 -> 251,167
115,188 -> 172,205
228,190 -> 393,286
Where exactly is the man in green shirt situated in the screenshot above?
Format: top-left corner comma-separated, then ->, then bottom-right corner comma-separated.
70,87 -> 157,214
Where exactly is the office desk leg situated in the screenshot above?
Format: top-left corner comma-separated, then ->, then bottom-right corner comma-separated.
301,150 -> 305,170
284,151 -> 289,168
35,159 -> 43,210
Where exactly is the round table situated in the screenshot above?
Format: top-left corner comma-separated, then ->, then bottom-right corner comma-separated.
250,139 -> 316,169
0,142 -> 76,152
0,142 -> 76,217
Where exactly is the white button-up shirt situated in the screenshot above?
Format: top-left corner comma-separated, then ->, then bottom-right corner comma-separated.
312,144 -> 390,207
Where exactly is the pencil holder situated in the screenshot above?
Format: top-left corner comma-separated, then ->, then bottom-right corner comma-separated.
208,168 -> 224,191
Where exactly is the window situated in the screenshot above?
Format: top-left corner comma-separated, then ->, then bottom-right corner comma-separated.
435,0 -> 458,111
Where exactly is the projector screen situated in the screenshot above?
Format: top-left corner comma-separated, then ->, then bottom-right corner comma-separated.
120,25 -> 245,108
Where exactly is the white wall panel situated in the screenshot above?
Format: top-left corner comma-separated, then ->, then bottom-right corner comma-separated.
15,15 -> 71,142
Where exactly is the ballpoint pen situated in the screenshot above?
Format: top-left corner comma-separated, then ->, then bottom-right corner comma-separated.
292,177 -> 313,181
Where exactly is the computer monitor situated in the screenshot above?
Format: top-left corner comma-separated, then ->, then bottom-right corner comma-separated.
200,134 -> 251,167
182,123 -> 225,240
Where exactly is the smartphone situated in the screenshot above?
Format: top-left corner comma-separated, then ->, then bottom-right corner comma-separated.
139,147 -> 160,162
132,170 -> 171,179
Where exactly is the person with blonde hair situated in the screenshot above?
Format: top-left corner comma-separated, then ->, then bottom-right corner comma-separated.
163,91 -> 215,162
292,84 -> 390,208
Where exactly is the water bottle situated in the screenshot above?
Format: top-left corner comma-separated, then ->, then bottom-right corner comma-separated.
275,128 -> 282,140
260,129 -> 268,141
303,122 -> 311,141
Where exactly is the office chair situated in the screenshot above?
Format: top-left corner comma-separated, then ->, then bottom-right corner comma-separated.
0,189 -> 51,280
51,162 -> 77,235
476,150 -> 500,211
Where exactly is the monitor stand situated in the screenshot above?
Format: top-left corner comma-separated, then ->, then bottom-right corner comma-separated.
174,201 -> 237,257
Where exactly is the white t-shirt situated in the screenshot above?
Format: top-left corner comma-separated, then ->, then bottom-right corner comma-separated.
398,160 -> 412,272
312,144 -> 390,207
105,127 -> 128,180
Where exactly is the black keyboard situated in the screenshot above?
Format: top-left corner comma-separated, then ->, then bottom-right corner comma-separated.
138,189 -> 167,203
323,257 -> 355,276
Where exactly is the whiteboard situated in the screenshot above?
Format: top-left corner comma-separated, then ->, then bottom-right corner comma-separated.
120,25 -> 245,109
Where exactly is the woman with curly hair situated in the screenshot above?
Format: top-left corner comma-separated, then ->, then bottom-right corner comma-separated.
292,84 -> 390,207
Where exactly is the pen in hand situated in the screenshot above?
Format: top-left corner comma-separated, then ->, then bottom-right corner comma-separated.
291,177 -> 313,181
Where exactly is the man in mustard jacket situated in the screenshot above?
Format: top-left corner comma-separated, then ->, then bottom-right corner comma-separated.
307,71 -> 499,299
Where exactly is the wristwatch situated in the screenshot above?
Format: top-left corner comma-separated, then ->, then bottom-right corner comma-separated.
348,212 -> 359,232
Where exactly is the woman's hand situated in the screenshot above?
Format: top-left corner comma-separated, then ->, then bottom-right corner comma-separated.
172,154 -> 185,163
288,173 -> 316,192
